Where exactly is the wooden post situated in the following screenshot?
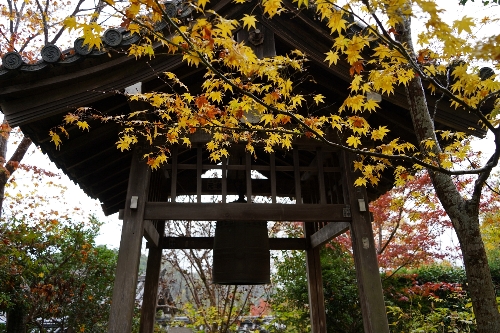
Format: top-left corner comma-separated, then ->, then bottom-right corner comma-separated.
304,222 -> 327,333
108,148 -> 151,333
139,221 -> 165,333
341,151 -> 390,333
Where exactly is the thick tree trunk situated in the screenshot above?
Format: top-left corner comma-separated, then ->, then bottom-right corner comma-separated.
396,14 -> 500,333
456,211 -> 500,332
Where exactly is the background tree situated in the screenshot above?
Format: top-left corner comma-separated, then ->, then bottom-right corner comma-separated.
334,171 -> 457,272
0,162 -> 118,333
0,215 -> 117,333
271,240 -> 362,333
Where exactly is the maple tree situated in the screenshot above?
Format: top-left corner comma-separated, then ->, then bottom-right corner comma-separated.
0,215 -> 117,333
334,171 -> 456,272
37,0 -> 500,331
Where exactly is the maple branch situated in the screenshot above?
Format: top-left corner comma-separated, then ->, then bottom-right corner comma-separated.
342,1 -> 497,133
13,1 -> 27,37
484,180 -> 500,197
5,135 -> 32,176
472,147 -> 500,204
157,14 -> 489,175
18,34 -> 41,54
223,285 -> 237,333
34,0 -> 49,45
94,1 -> 496,179
50,0 -> 87,45
89,0 -> 106,24
378,209 -> 403,255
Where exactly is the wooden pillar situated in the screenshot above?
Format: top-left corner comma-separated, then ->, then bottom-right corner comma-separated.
139,221 -> 165,333
108,148 -> 151,333
304,222 -> 327,333
341,151 -> 390,333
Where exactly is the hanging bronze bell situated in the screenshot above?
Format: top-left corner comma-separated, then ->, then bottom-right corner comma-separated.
212,220 -> 270,285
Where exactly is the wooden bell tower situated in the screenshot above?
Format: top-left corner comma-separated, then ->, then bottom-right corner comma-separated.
107,143 -> 389,333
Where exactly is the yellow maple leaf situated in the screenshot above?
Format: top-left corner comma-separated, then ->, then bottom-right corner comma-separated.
261,114 -> 275,126
363,99 -> 379,112
346,135 -> 361,148
345,95 -> 365,113
290,95 -> 305,108
147,153 -> 168,170
313,94 -> 325,105
422,139 -> 436,150
128,23 -> 140,36
64,113 -> 79,124
371,126 -> 389,141
241,14 -> 258,30
294,0 -> 309,8
453,16 -> 475,35
354,177 -> 368,187
49,131 -> 62,149
63,16 -> 78,31
326,11 -> 347,35
324,50 -> 339,66
263,0 -> 283,18
116,135 -> 137,151
197,0 -> 210,9
208,91 -> 223,103
77,121 -> 90,131
183,54 -> 201,67
350,75 -> 363,92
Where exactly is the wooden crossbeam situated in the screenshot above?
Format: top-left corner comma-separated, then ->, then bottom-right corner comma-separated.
148,237 -> 307,250
143,221 -> 160,248
144,203 -> 351,222
309,222 -> 350,249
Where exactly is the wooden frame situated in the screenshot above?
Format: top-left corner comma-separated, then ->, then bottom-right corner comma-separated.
109,146 -> 389,333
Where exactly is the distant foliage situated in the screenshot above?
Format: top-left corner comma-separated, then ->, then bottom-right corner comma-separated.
271,242 -> 362,333
0,216 -> 117,333
384,264 -> 475,333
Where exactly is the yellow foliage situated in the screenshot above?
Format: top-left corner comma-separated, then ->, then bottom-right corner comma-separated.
241,15 -> 258,30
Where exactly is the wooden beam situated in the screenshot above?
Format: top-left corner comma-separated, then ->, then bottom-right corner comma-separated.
139,221 -> 165,333
293,148 -> 302,203
341,151 -> 389,333
143,220 -> 160,248
270,153 -> 277,203
310,222 -> 350,249
152,236 -> 307,250
144,203 -> 351,222
304,222 -> 327,333
108,148 -> 151,333
170,145 -> 178,201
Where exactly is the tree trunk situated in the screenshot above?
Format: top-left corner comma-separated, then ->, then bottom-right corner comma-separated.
0,118 -> 32,216
455,209 -> 500,332
396,13 -> 500,333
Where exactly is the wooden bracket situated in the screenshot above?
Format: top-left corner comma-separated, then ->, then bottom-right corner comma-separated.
309,222 -> 350,249
143,221 -> 160,248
